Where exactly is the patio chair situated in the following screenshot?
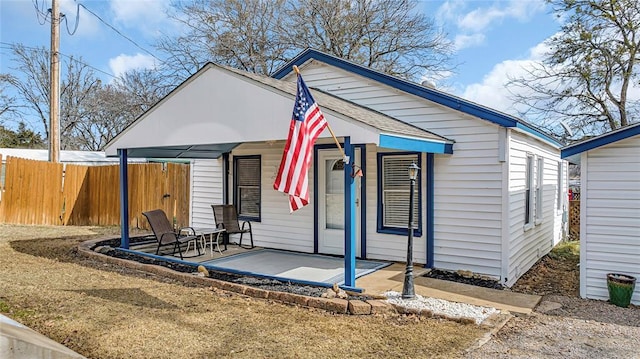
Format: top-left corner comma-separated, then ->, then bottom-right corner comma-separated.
211,204 -> 254,249
142,209 -> 198,259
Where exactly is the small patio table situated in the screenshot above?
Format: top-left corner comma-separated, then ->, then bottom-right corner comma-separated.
192,227 -> 226,257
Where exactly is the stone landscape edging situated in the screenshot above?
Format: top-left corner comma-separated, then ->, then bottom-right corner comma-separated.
77,236 -> 501,326
77,236 -> 397,316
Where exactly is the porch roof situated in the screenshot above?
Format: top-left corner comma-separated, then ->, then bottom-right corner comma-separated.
104,63 -> 454,159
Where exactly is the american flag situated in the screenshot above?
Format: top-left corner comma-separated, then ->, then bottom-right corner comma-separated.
273,74 -> 328,212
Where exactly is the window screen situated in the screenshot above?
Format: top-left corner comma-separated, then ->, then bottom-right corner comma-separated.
234,156 -> 260,219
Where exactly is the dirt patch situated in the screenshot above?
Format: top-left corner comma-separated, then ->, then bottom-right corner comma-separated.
511,241 -> 580,297
1,224 -> 486,359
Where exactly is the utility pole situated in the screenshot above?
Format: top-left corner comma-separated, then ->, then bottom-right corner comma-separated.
49,0 -> 60,162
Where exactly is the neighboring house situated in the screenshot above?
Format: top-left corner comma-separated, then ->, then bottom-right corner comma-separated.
105,49 -> 567,287
561,123 -> 640,305
0,148 -> 139,166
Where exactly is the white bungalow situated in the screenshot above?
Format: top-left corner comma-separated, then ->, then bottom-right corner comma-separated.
105,49 -> 567,289
561,123 -> 640,305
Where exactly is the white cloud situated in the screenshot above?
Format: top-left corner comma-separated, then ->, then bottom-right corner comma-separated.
436,0 -> 547,50
461,41 -> 549,116
108,53 -> 156,77
109,0 -> 172,35
457,0 -> 547,32
454,33 -> 485,50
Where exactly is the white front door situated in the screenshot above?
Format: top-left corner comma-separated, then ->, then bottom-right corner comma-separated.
317,149 -> 361,256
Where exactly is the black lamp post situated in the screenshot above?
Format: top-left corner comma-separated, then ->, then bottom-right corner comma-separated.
402,162 -> 420,299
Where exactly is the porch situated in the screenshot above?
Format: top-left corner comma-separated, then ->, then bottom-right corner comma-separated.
119,238 -> 540,314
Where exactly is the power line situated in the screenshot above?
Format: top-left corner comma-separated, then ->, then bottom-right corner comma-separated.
77,3 -> 162,64
32,0 -> 49,25
0,42 -> 117,79
62,3 -> 81,36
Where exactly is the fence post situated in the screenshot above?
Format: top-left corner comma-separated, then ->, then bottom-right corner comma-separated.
119,149 -> 130,248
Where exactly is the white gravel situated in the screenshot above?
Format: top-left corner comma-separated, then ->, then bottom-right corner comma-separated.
384,291 -> 498,324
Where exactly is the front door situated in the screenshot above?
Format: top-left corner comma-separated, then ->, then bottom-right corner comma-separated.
317,149 -> 361,256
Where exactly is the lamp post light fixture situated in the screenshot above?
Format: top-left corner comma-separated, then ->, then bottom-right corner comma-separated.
402,162 -> 420,299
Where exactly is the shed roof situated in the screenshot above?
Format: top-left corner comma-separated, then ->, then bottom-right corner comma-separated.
561,122 -> 640,161
104,62 -> 454,159
273,49 -> 561,148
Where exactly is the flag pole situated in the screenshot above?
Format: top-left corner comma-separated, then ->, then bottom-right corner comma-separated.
293,65 -> 348,163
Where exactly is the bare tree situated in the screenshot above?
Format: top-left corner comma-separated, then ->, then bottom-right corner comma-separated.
286,0 -> 453,80
157,0 -> 453,82
69,69 -> 169,150
2,45 -> 167,151
509,0 -> 640,138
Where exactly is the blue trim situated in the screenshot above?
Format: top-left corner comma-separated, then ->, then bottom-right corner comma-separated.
379,134 -> 453,154
561,122 -> 640,158
118,149 -> 129,249
233,155 -> 261,222
376,152 -> 423,237
344,137 -> 356,287
357,144 -> 367,259
514,122 -> 563,148
273,49 -> 561,147
426,153 -> 434,268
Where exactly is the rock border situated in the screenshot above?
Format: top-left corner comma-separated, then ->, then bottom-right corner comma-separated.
77,236 -> 497,324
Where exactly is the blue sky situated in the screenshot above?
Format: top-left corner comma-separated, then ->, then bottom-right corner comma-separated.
1,0 -> 562,131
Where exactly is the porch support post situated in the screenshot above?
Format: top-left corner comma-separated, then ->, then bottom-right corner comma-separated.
426,153 -> 434,268
343,136 -> 357,288
119,149 -> 130,249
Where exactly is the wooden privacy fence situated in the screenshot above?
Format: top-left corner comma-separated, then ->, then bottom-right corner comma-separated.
0,156 -> 190,229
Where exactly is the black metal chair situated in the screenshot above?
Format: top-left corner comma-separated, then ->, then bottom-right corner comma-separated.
211,204 -> 254,249
142,209 -> 198,259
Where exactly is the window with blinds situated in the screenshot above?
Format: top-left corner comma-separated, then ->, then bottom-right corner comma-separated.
378,153 -> 421,235
234,156 -> 261,220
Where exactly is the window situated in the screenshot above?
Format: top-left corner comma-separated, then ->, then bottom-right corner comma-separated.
556,161 -> 563,211
535,157 -> 544,223
377,153 -> 422,236
234,155 -> 261,220
524,154 -> 534,226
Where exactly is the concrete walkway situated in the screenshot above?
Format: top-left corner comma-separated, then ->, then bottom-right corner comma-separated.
357,263 -> 541,315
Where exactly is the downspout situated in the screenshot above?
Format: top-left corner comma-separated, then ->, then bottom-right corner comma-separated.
222,152 -> 229,204
119,149 -> 129,249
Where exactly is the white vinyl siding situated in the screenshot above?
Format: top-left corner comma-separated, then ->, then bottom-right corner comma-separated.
230,143 -> 315,253
296,62 -> 503,278
190,159 -> 223,228
580,135 -> 640,305
506,130 -> 563,286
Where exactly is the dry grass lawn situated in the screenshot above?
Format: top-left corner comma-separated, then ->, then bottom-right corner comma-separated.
0,224 -> 487,358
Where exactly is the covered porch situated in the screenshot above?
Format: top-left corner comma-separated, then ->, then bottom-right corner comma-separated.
104,62 -> 453,291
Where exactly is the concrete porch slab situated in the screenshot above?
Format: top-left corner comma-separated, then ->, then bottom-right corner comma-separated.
356,263 -> 541,315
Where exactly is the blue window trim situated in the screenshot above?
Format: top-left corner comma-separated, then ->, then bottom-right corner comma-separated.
376,152 -> 423,237
233,154 -> 261,222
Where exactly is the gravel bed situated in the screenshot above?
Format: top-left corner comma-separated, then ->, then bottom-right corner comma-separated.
384,291 -> 498,324
425,269 -> 504,290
